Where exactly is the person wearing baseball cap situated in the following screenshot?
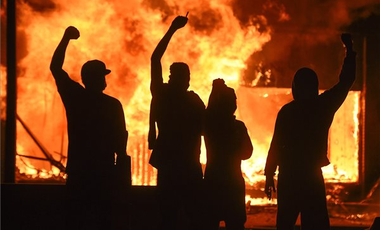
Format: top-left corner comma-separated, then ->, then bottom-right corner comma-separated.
50,26 -> 130,229
81,59 -> 111,91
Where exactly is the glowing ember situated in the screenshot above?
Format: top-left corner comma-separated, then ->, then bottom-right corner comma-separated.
245,195 -> 277,206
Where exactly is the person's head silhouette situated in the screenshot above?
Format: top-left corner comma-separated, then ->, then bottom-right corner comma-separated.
292,67 -> 319,101
81,60 -> 111,92
168,62 -> 190,92
207,79 -> 237,117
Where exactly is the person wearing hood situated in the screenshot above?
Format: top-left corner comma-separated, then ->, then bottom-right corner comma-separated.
264,34 -> 356,229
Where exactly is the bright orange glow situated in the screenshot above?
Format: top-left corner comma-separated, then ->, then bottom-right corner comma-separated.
14,0 -> 271,185
322,91 -> 360,182
1,66 -> 6,120
10,0 -> 360,193
238,88 -> 360,186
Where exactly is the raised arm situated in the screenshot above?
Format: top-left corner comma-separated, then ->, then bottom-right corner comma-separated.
150,15 -> 188,96
50,26 -> 80,82
338,33 -> 356,89
321,33 -> 356,110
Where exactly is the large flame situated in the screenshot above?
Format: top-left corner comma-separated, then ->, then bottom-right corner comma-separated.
8,0 -> 359,191
14,0 -> 271,185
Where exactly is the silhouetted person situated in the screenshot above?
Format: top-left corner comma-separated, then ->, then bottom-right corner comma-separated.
264,34 -> 356,230
50,26 -> 130,230
148,15 -> 205,230
204,79 -> 253,230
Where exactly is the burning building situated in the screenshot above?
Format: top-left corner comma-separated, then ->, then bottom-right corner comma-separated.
1,0 -> 379,213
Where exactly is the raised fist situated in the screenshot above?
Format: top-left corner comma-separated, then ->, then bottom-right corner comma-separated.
171,16 -> 188,30
341,33 -> 352,50
64,26 -> 80,40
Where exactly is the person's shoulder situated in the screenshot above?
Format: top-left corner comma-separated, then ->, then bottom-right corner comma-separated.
58,77 -> 82,88
277,101 -> 296,116
187,90 -> 205,107
103,94 -> 123,106
187,90 -> 202,100
58,80 -> 84,96
282,100 -> 295,110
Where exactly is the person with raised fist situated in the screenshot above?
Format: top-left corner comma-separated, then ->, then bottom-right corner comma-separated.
264,34 -> 356,229
149,15 -> 205,230
50,26 -> 130,230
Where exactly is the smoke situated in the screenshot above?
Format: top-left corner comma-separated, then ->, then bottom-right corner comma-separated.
20,0 -> 56,13
3,0 -> 380,88
188,6 -> 224,35
229,0 -> 380,88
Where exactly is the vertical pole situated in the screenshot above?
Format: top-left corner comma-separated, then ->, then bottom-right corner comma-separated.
360,37 -> 367,197
4,0 -> 16,183
359,36 -> 367,198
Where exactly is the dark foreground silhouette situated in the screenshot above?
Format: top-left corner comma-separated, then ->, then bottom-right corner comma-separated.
50,26 -> 131,230
148,16 -> 205,230
204,79 -> 253,230
264,34 -> 356,230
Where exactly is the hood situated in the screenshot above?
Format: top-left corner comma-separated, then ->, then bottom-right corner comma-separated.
292,67 -> 319,101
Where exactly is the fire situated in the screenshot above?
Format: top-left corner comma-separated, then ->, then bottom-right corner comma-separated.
321,91 -> 360,182
13,0 -> 271,185
238,88 -> 360,186
245,195 -> 277,206
6,0 -> 360,191
1,66 -> 6,120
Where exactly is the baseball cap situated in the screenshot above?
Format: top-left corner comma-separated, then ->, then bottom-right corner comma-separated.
81,60 -> 111,77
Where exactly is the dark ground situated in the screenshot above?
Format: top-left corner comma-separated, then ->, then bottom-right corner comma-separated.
1,184 -> 378,230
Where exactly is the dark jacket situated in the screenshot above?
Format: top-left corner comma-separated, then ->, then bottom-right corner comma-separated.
265,51 -> 356,176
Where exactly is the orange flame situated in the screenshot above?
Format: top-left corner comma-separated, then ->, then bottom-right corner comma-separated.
11,0 -> 360,193
14,0 -> 271,185
1,66 -> 6,120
